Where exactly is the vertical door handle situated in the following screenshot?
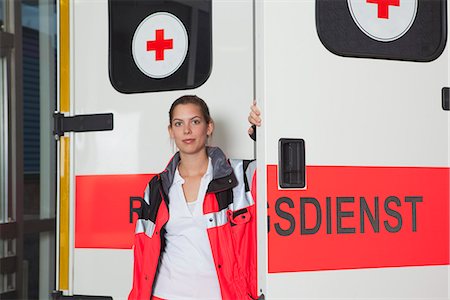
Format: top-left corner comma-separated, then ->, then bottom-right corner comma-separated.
278,138 -> 305,188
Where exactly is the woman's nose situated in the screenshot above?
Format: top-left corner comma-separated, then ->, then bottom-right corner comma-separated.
184,124 -> 192,134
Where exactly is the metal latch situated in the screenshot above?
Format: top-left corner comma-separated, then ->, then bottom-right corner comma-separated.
442,87 -> 450,111
53,112 -> 114,140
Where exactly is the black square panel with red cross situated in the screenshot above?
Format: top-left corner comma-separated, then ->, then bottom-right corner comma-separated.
316,0 -> 447,61
109,0 -> 212,93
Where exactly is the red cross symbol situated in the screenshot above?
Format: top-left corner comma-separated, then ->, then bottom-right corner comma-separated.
146,29 -> 173,61
367,0 -> 400,19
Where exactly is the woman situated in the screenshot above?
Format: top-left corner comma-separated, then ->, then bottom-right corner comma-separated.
129,96 -> 261,300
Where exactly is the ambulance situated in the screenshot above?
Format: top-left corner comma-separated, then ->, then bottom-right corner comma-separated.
55,0 -> 449,299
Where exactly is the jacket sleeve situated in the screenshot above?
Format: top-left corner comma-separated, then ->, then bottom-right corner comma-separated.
229,159 -> 258,299
128,180 -> 154,300
246,160 -> 257,299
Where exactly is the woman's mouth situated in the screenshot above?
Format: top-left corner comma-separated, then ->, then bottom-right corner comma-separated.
182,139 -> 195,144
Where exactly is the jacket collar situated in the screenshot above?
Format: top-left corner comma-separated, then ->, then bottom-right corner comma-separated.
160,147 -> 237,196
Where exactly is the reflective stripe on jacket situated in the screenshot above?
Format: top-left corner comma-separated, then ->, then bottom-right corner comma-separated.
129,147 -> 257,300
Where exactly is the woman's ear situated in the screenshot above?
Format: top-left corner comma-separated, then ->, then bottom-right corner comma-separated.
168,124 -> 174,138
207,121 -> 214,136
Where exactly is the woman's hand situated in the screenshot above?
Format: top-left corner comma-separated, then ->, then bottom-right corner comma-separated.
248,100 -> 261,137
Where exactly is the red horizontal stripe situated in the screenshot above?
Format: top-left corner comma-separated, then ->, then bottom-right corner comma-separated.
75,166 -> 449,273
75,174 -> 155,249
267,165 -> 449,272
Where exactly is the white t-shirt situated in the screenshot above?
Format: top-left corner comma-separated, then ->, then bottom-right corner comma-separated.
153,159 -> 222,300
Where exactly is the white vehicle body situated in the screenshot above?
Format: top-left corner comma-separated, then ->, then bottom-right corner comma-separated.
57,0 -> 449,299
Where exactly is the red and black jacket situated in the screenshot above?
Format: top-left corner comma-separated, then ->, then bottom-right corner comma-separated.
129,147 -> 257,300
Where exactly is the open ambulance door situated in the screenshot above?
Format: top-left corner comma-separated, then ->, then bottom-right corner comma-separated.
256,0 -> 450,298
56,0 -> 254,298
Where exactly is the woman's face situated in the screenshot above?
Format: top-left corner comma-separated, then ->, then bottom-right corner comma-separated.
168,103 -> 213,156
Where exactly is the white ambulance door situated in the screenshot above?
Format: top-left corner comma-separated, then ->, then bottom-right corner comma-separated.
256,0 -> 450,298
57,0 -> 254,298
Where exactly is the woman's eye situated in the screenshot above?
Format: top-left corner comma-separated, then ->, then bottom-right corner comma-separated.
192,119 -> 201,125
174,122 -> 182,127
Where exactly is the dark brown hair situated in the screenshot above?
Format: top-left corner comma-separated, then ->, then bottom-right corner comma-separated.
169,95 -> 212,125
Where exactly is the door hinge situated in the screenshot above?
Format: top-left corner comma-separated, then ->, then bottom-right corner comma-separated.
53,112 -> 114,140
51,290 -> 112,300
